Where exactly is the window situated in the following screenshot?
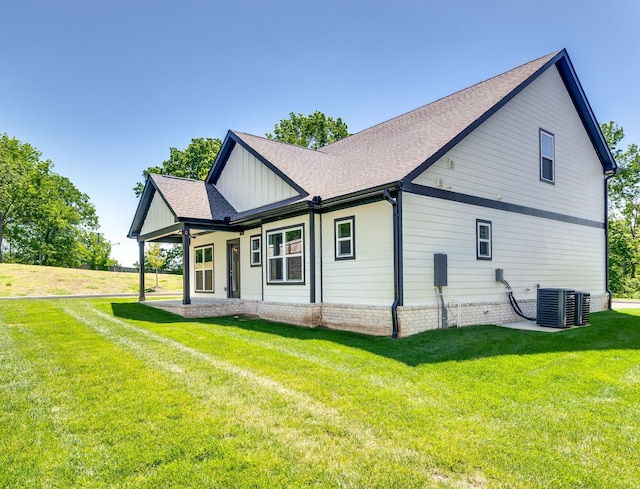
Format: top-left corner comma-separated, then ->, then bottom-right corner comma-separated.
540,129 -> 554,183
476,220 -> 492,260
335,216 -> 355,260
195,245 -> 214,292
250,235 -> 261,266
267,225 -> 304,283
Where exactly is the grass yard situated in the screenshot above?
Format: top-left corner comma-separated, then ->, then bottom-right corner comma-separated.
1,298 -> 639,488
0,263 -> 182,297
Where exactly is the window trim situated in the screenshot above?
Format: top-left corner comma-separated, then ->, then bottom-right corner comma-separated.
334,216 -> 356,260
540,129 -> 555,184
194,244 -> 215,292
249,234 -> 261,267
476,219 -> 492,260
266,224 -> 305,285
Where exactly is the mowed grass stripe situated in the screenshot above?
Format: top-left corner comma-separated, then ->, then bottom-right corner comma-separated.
0,301 -> 346,487
2,298 -> 640,488
61,300 -> 447,487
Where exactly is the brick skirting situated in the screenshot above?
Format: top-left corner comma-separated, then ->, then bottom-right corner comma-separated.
144,293 -> 609,337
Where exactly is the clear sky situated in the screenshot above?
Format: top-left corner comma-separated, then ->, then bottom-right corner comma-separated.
1,0 -> 638,266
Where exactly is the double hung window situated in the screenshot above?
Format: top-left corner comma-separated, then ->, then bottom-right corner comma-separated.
267,226 -> 304,283
540,129 -> 555,183
335,217 -> 355,260
250,235 -> 261,266
476,220 -> 492,260
195,245 -> 214,291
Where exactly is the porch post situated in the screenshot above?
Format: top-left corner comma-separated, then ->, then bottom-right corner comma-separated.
138,241 -> 146,302
182,227 -> 191,305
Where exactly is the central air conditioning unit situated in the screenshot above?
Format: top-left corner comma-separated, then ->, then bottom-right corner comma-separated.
574,291 -> 591,326
536,288 -> 576,328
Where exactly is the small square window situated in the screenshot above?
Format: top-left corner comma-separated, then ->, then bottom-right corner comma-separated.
335,217 -> 355,260
476,220 -> 492,260
540,129 -> 555,183
250,235 -> 261,267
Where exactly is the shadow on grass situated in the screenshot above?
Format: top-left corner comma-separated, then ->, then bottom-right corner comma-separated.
111,302 -> 640,366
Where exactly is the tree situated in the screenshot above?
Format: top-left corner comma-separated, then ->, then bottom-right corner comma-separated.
1,133 -> 109,267
145,243 -> 167,288
79,232 -> 118,270
266,111 -> 349,149
0,134 -> 46,263
602,121 -> 640,295
134,137 -> 222,197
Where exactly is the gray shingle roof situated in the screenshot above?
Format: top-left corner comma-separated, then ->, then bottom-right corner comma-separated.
133,49 -> 614,236
150,174 -> 236,221
230,51 -> 560,200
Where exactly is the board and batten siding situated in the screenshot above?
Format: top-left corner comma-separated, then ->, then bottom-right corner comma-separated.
216,144 -> 299,212
140,193 -> 175,236
402,192 -> 606,306
412,65 -> 605,222
321,201 -> 394,305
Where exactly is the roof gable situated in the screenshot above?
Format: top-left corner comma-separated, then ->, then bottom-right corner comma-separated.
128,174 -> 237,238
212,136 -> 304,212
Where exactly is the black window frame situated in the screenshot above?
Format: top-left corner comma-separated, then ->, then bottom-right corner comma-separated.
476,219 -> 492,260
334,216 -> 356,260
249,234 -> 261,267
540,128 -> 555,184
266,224 -> 305,284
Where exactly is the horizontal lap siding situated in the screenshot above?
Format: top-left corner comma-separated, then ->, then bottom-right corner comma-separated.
402,193 -> 606,306
412,66 -> 604,221
216,145 -> 298,212
240,228 -> 262,300
322,201 -> 394,305
190,231 -> 238,300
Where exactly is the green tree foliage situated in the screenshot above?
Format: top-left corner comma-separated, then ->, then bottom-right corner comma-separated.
145,243 -> 167,288
602,121 -> 640,296
266,111 -> 349,149
79,233 -> 118,270
134,137 -> 222,197
1,133 -> 110,267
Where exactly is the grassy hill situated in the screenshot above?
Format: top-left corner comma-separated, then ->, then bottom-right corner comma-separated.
0,263 -> 182,297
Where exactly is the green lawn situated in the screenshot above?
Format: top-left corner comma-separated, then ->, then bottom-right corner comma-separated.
1,298 -> 639,488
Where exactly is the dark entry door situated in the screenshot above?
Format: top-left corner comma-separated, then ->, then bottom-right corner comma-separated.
227,239 -> 240,298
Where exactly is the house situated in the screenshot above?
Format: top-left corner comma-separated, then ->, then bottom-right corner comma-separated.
128,49 -> 617,337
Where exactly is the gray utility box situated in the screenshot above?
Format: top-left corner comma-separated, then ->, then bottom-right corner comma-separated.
434,254 -> 447,287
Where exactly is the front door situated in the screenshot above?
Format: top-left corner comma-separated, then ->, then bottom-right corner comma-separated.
227,239 -> 240,298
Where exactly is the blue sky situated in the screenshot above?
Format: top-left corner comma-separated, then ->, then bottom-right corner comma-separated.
1,0 -> 638,266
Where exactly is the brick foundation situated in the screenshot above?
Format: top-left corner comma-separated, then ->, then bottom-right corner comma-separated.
145,293 -> 609,337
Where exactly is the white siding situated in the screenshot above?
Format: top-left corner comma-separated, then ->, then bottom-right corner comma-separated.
189,231 -> 238,300
402,193 -> 606,306
216,145 -> 299,212
140,192 -> 175,236
240,228 -> 263,300
322,201 -> 395,305
263,215 -> 311,304
412,66 -> 605,222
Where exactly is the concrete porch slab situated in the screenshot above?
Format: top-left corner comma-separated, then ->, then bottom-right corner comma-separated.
497,320 -> 588,332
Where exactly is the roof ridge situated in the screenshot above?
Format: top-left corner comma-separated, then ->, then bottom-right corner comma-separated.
322,50 -> 562,154
232,130 -> 333,154
149,173 -> 204,183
